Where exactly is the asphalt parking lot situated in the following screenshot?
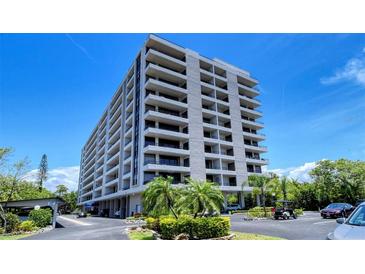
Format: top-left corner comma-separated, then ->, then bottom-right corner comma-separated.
22,215 -> 131,240
22,211 -> 337,240
230,211 -> 337,240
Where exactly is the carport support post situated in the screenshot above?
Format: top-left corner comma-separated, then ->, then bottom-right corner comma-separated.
52,203 -> 58,228
240,192 -> 245,209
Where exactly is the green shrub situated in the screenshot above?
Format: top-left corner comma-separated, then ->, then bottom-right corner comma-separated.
29,208 -> 52,228
5,213 -> 21,233
0,227 -> 5,234
175,215 -> 194,237
294,208 -> 304,216
159,216 -> 178,239
145,217 -> 160,231
248,207 -> 273,218
158,216 -> 230,240
192,217 -> 230,239
19,220 -> 38,232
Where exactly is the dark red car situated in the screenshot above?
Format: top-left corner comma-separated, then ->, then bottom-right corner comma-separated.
320,203 -> 354,219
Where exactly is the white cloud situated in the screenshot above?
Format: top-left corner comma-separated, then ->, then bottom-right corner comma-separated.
23,166 -> 80,192
267,162 -> 317,182
321,47 -> 365,87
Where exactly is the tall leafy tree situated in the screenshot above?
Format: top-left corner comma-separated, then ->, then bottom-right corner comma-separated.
4,159 -> 29,207
55,184 -> 69,197
37,154 -> 48,191
53,184 -> 77,212
310,159 -> 365,206
179,178 -> 224,218
63,191 -> 78,212
0,147 -> 29,230
142,176 -> 180,218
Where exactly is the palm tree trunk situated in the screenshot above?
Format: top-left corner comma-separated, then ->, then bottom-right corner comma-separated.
262,188 -> 267,217
167,198 -> 178,219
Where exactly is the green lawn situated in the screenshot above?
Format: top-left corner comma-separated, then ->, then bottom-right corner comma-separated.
232,231 -> 284,240
0,234 -> 32,240
128,230 -> 154,240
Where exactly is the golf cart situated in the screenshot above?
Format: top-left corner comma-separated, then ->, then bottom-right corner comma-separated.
274,200 -> 297,220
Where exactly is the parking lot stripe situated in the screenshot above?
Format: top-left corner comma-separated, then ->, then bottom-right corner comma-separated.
313,220 -> 334,225
58,216 -> 92,226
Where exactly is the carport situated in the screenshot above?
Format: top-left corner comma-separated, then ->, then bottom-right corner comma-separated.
0,197 -> 65,228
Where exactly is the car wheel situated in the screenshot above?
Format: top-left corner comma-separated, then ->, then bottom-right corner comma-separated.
322,216 -> 327,219
274,216 -> 279,220
283,214 -> 288,220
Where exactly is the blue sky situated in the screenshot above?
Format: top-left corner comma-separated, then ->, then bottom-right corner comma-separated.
1,34 -> 365,190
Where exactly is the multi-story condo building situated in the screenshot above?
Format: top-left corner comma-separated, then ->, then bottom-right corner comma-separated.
77,34 -> 268,218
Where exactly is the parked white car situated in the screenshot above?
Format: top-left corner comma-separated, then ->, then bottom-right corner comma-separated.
327,202 -> 365,240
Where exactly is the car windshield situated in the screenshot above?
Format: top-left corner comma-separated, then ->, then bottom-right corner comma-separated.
326,203 -> 344,209
347,206 -> 365,226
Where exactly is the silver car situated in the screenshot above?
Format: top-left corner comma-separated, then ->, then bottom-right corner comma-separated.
327,202 -> 365,240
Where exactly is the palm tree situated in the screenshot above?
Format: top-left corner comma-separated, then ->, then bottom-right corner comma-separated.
180,178 -> 224,218
142,176 -> 180,218
280,176 -> 289,201
248,173 -> 276,217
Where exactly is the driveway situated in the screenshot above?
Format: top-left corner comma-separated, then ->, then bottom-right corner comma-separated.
22,215 -> 131,240
230,211 -> 337,240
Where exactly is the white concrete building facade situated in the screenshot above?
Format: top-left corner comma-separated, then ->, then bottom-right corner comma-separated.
77,34 -> 268,217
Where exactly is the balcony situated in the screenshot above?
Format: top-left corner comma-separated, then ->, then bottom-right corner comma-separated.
106,164 -> 119,175
122,171 -> 131,180
242,130 -> 266,141
245,156 -> 269,165
144,142 -> 189,157
144,93 -> 187,112
240,106 -> 262,118
124,139 -> 132,148
203,137 -> 232,146
201,81 -> 228,94
146,36 -> 186,62
239,94 -> 261,107
204,152 -> 235,161
237,74 -> 259,89
144,125 -> 189,141
144,160 -> 190,173
242,117 -> 264,129
146,48 -> 186,73
144,110 -> 188,126
145,63 -> 187,86
145,78 -> 187,97
244,144 -> 268,153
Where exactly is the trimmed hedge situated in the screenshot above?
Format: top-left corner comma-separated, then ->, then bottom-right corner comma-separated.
5,213 -> 21,233
157,216 -> 230,240
29,208 -> 52,228
248,207 -> 274,218
19,220 -> 38,232
145,217 -> 160,231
